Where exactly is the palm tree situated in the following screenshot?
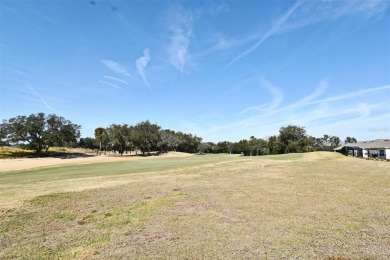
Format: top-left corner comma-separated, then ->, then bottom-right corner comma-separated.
94,127 -> 108,155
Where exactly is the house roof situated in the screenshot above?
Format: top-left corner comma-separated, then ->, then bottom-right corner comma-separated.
334,139 -> 390,150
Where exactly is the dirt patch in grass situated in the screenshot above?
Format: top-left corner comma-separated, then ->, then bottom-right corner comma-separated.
0,152 -> 389,259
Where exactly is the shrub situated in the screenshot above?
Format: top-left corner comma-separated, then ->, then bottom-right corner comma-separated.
19,144 -> 33,150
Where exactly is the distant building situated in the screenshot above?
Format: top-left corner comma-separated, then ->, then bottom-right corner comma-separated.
334,139 -> 390,159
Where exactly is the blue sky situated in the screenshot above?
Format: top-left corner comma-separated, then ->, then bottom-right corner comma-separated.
1,0 -> 389,142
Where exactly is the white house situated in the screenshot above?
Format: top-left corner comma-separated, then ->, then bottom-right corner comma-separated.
334,139 -> 390,160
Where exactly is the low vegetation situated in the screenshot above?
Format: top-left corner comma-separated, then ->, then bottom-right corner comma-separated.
0,146 -> 94,159
1,152 -> 389,259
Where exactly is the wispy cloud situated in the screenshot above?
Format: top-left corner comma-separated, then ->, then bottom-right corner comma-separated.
281,0 -> 390,32
240,76 -> 284,114
304,84 -> 390,106
206,1 -> 230,15
167,7 -> 194,75
191,79 -> 390,142
21,3 -> 62,27
229,0 -> 389,66
27,85 -> 55,111
99,80 -> 120,89
228,1 -> 302,66
258,77 -> 284,110
101,59 -> 132,77
135,48 -> 151,88
287,78 -> 328,109
103,76 -> 128,85
241,80 -> 390,118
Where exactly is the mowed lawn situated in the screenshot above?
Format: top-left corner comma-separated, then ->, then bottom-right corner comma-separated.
0,152 -> 389,259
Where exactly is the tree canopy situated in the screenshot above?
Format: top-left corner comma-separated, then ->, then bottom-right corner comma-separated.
1,113 -> 80,154
92,121 -> 202,155
278,125 -> 310,153
345,137 -> 357,144
133,120 -> 161,154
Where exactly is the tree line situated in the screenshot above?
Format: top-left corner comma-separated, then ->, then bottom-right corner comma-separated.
92,121 -> 202,155
0,113 -> 202,155
196,125 -> 356,156
0,112 -> 357,156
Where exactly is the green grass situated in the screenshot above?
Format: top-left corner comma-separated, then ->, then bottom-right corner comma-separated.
0,154 -> 238,184
1,190 -> 187,259
1,152 -> 389,259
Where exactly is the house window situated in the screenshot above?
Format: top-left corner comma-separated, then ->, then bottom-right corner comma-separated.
369,149 -> 378,158
379,150 -> 385,157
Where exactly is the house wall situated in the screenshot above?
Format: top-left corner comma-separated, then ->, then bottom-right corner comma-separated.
335,145 -> 390,159
372,148 -> 390,159
362,149 -> 368,158
383,148 -> 390,160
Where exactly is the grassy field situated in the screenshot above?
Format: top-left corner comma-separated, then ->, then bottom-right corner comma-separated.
0,154 -> 240,184
0,152 -> 389,259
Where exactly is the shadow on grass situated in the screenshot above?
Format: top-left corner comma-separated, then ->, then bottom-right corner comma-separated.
0,151 -> 37,159
0,151 -> 95,160
57,153 -> 96,159
106,151 -> 166,158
